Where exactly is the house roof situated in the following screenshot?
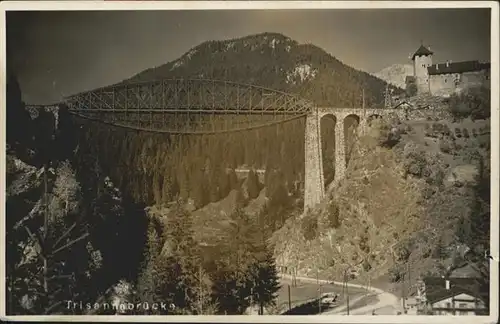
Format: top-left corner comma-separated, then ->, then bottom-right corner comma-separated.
412,45 -> 434,60
427,287 -> 480,304
422,277 -> 483,304
423,276 -> 481,288
428,60 -> 490,75
449,262 -> 482,279
393,101 -> 413,109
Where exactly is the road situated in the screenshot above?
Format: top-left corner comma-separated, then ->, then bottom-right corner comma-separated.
280,274 -> 401,315
276,276 -> 365,314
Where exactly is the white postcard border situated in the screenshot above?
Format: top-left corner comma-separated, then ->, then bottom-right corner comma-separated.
0,1 -> 498,323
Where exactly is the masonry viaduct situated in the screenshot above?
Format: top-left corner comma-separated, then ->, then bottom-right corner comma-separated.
28,78 -> 411,213
304,107 -> 406,212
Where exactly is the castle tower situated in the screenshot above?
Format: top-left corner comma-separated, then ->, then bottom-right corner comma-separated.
411,43 -> 433,94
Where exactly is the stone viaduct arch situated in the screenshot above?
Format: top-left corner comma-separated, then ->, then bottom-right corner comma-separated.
304,107 -> 405,212
320,114 -> 337,189
344,114 -> 361,166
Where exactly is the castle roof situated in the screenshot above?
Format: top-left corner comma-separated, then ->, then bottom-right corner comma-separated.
428,60 -> 490,75
411,45 -> 434,60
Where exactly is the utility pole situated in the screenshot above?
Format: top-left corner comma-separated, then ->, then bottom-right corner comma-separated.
384,84 -> 387,108
346,276 -> 350,315
407,262 -> 411,296
342,279 -> 345,298
402,272 -> 406,313
43,164 -> 49,295
362,88 -> 365,110
384,84 -> 390,108
318,285 -> 322,314
199,265 -> 203,315
250,286 -> 254,312
288,284 -> 292,311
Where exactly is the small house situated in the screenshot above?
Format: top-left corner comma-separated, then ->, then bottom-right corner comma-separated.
417,277 -> 487,315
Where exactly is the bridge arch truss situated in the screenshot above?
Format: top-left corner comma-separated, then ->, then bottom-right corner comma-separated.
64,78 -> 314,134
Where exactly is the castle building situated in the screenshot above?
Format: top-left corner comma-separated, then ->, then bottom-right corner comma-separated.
406,44 -> 490,97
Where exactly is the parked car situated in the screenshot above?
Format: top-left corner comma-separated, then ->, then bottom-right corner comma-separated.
320,293 -> 338,307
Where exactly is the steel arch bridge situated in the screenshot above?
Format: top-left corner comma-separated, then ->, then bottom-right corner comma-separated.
60,78 -> 315,134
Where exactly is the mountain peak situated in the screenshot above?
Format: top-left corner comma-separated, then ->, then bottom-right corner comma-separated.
373,64 -> 413,89
123,33 -> 401,107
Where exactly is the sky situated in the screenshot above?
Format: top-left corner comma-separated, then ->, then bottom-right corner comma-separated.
6,8 -> 491,104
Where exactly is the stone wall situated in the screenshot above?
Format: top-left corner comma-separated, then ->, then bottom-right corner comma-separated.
429,73 -> 460,97
429,70 -> 489,97
458,71 -> 489,92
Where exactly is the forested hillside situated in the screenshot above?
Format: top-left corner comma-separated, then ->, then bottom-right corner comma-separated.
6,73 -> 283,315
122,32 -> 403,107
6,31 -> 491,316
273,85 -> 491,311
74,32 -> 404,216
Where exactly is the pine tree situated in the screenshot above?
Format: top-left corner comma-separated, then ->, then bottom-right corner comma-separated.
152,171 -> 163,205
6,160 -> 100,315
159,202 -> 204,314
250,249 -> 281,315
190,168 -> 210,209
218,166 -> 231,199
247,169 -> 261,200
461,155 -> 490,310
432,236 -> 447,260
227,169 -> 240,191
136,221 -> 162,313
211,208 -> 273,314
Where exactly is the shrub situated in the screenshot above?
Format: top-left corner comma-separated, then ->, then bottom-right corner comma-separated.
448,86 -> 490,120
424,124 -> 431,136
462,128 -> 470,139
362,260 -> 372,272
439,137 -> 454,154
479,138 -> 489,149
432,237 -> 448,260
359,235 -> 370,253
301,214 -> 318,241
246,169 -> 261,200
431,123 -> 451,137
395,245 -> 411,262
388,267 -> 402,283
406,82 -> 418,98
455,127 -> 462,138
422,185 -> 437,198
327,203 -> 340,228
403,149 -> 427,177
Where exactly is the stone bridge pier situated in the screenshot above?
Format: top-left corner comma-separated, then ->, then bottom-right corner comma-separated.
303,107 -> 405,212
